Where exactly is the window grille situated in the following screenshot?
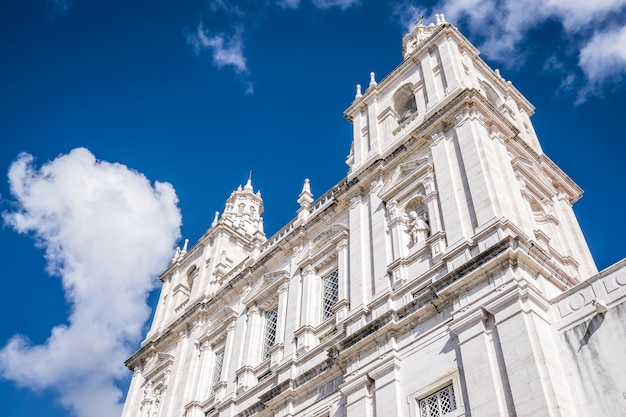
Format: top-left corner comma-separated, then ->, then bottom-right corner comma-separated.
262,306 -> 278,359
211,349 -> 224,388
322,269 -> 339,320
418,384 -> 456,417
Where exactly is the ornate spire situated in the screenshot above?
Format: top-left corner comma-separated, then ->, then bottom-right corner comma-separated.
218,174 -> 266,242
244,170 -> 254,191
297,178 -> 314,223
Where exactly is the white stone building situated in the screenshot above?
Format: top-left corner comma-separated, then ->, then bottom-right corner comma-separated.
121,16 -> 626,417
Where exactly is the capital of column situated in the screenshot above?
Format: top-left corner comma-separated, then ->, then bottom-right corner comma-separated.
370,178 -> 383,194
247,304 -> 259,317
278,282 -> 289,294
199,340 -> 211,353
302,264 -> 316,277
430,131 -> 446,145
227,320 -> 238,333
337,238 -> 349,251
350,195 -> 362,209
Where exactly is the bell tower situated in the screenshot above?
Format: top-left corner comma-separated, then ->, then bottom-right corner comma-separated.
345,15 -> 596,283
146,174 -> 266,337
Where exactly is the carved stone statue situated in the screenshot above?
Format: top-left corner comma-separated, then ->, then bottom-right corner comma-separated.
408,210 -> 429,243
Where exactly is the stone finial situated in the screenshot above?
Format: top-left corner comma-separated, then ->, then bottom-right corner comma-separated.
369,72 -> 377,87
181,239 -> 189,255
172,246 -> 181,263
298,178 -> 314,209
435,13 -> 446,24
212,211 -> 220,227
297,178 -> 314,223
355,84 -> 362,99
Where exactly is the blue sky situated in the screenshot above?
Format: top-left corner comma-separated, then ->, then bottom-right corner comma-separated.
1,1 -> 625,416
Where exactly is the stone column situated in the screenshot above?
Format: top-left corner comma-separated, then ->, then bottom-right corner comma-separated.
150,274 -> 173,335
296,265 -> 318,354
339,374 -> 374,417
450,310 -> 511,417
219,320 -> 237,401
120,367 -> 146,417
366,94 -> 381,155
335,238 -> 350,330
423,177 -> 446,259
368,355 -> 405,417
387,200 -> 408,260
162,329 -> 190,417
181,330 -> 204,406
369,179 -> 389,297
490,291 -> 563,417
192,341 -> 212,401
237,305 -> 260,393
436,37 -> 464,93
419,55 -> 440,108
349,194 -> 369,308
270,282 -> 289,366
453,113 -> 501,228
430,130 -> 474,244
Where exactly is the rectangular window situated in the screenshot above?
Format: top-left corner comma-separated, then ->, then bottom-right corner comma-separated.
322,269 -> 339,320
211,349 -> 224,388
262,306 -> 278,359
418,384 -> 456,417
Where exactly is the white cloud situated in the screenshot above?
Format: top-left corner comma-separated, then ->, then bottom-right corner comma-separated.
311,0 -> 360,10
277,0 -> 301,9
546,0 -> 626,30
436,0 -> 548,59
409,0 -> 626,99
392,0 -> 427,33
188,22 -> 248,74
189,0 -> 361,87
0,148 -> 181,417
578,23 -> 626,96
208,0 -> 244,17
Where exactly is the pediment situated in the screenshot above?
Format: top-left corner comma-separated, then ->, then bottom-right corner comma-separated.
242,270 -> 289,308
378,157 -> 433,202
312,224 -> 349,245
142,352 -> 174,381
512,157 -> 556,200
196,305 -> 238,347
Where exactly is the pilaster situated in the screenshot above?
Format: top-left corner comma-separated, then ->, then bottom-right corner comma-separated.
369,179 -> 389,296
349,194 -> 369,308
339,374 -> 375,417
368,354 -> 404,417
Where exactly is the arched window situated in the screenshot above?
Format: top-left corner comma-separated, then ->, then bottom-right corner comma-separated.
186,265 -> 198,292
480,80 -> 502,108
393,83 -> 418,122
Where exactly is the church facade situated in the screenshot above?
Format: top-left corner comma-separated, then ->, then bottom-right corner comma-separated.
121,16 -> 626,417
